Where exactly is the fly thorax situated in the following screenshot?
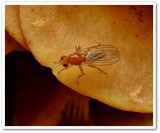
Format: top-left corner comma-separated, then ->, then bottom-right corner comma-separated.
68,53 -> 84,65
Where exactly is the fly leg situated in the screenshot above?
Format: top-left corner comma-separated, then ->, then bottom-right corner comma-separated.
58,67 -> 67,74
58,65 -> 72,74
88,64 -> 107,75
77,65 -> 85,85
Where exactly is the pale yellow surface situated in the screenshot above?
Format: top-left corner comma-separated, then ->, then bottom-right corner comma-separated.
5,5 -> 29,50
19,5 -> 153,112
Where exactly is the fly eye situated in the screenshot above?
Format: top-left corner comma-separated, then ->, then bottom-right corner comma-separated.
63,64 -> 68,67
61,55 -> 67,60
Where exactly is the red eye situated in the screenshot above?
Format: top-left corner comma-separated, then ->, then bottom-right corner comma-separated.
61,55 -> 66,60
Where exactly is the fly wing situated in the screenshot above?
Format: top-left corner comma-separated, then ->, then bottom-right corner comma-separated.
84,45 -> 120,66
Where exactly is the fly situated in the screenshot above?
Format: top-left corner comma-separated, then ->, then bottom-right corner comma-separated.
55,44 -> 120,85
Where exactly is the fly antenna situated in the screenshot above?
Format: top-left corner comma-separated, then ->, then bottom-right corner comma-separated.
76,46 -> 81,51
54,61 -> 60,64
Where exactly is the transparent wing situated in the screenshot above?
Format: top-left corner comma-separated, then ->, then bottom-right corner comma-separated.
83,45 -> 120,66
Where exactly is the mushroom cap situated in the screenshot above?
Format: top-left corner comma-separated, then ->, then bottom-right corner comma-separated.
19,5 -> 153,112
5,5 -> 29,50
